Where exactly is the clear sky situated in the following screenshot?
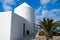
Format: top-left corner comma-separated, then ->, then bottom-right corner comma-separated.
0,0 -> 60,23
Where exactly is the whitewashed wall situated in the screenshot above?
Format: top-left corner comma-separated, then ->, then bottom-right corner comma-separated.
14,2 -> 35,35
11,13 -> 26,40
0,11 -> 12,40
0,2 -> 35,40
53,36 -> 60,40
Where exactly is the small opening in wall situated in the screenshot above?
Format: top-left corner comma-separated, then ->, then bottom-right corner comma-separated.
26,30 -> 30,35
23,23 -> 25,36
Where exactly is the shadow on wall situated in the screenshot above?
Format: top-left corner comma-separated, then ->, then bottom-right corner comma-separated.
10,13 -> 34,40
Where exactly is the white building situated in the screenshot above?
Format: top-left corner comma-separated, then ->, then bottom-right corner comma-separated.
0,2 -> 35,40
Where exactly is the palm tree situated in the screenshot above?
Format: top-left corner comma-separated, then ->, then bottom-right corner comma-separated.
38,18 -> 60,38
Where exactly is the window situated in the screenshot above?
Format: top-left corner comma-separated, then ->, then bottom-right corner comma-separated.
23,23 -> 25,36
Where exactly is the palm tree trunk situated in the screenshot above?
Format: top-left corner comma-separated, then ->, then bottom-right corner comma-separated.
45,32 -> 51,40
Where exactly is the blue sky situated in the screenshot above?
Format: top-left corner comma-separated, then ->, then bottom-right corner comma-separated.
0,0 -> 60,23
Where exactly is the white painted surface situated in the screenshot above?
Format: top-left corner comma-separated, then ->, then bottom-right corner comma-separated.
35,32 -> 47,40
0,11 -> 12,40
53,36 -> 60,40
0,2 -> 35,40
18,2 -> 31,8
14,2 -> 35,23
11,13 -> 34,40
36,36 -> 47,40
14,2 -> 35,34
11,13 -> 26,40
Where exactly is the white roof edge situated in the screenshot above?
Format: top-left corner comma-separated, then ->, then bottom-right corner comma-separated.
14,2 -> 33,13
0,11 -> 12,13
15,2 -> 32,9
21,2 -> 31,7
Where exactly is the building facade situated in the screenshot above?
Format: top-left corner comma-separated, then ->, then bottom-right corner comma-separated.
0,2 -> 35,40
